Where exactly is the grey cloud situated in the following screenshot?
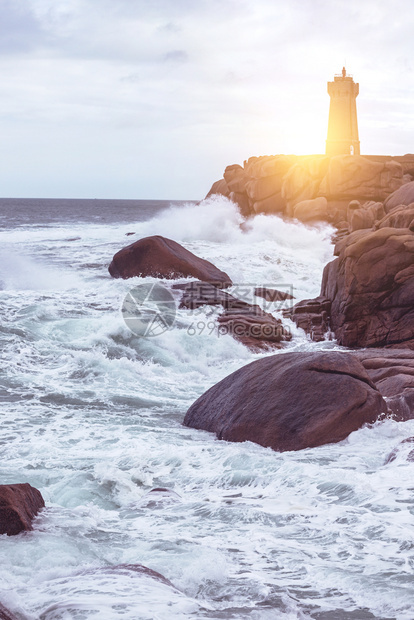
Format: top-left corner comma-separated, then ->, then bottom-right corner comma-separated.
162,50 -> 188,63
0,0 -> 45,53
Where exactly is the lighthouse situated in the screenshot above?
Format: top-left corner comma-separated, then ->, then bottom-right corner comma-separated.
326,67 -> 360,156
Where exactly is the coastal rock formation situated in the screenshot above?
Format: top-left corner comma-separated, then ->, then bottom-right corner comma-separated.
217,307 -> 290,351
375,204 -> 414,230
321,227 -> 414,348
282,156 -> 330,216
184,352 -> 387,452
109,235 -> 232,287
284,296 -> 331,342
318,156 -> 403,203
384,180 -> 414,211
355,349 -> 414,421
347,200 -> 385,232
244,155 -> 296,215
292,197 -> 329,223
178,280 -> 292,351
0,483 -> 45,536
207,154 -> 405,226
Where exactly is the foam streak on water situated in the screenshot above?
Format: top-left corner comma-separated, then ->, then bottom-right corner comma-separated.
0,197 -> 413,619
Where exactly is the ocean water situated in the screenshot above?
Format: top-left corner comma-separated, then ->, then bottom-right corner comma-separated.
0,196 -> 413,620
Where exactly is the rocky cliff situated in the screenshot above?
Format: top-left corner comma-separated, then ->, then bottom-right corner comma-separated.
208,153 -> 414,227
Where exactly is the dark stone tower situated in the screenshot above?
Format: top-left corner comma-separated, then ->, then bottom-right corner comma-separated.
326,67 -> 360,156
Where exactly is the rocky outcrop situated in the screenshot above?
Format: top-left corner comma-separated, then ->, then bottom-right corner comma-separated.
321,227 -> 414,349
318,156 -> 403,203
217,307 -> 290,351
178,280 -> 292,351
205,178 -> 230,199
223,164 -> 252,217
284,296 -> 331,342
0,483 -> 45,536
282,156 -> 330,216
355,349 -> 414,421
292,197 -> 329,223
207,154 -> 406,226
184,352 -> 387,452
244,155 -> 297,215
109,235 -> 232,287
347,200 -> 385,232
384,180 -> 414,211
375,204 -> 414,230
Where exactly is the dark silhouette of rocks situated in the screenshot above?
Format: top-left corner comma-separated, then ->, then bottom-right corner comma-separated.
184,352 -> 387,452
0,483 -> 45,536
108,235 -> 232,287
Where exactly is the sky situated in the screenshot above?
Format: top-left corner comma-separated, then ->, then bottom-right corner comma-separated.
1,0 -> 414,200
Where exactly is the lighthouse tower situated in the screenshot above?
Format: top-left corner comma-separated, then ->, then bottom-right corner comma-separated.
326,67 -> 360,156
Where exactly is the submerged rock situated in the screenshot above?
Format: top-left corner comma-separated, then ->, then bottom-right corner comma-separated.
108,235 -> 232,287
0,603 -> 19,620
184,351 -> 387,452
0,483 -> 45,536
385,437 -> 414,464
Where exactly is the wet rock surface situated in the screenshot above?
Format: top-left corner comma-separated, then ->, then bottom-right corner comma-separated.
0,483 -> 45,536
109,235 -> 232,287
184,352 -> 387,452
178,280 -> 292,351
355,349 -> 414,420
321,227 -> 414,349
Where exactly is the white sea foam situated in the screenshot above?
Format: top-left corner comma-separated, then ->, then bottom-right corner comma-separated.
0,199 -> 413,619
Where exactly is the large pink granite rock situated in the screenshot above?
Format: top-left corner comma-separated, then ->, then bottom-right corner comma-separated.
184,352 -> 387,452
109,235 -> 232,287
321,227 -> 414,348
384,180 -> 414,211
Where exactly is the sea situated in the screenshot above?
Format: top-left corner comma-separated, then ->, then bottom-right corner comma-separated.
0,196 -> 413,620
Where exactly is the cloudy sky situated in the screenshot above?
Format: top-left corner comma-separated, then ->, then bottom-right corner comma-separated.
1,0 -> 414,199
